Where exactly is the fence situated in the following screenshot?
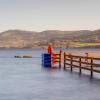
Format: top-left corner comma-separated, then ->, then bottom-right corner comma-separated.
63,52 -> 100,78
52,50 -> 62,68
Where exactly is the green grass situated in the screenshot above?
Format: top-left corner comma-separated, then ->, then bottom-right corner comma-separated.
72,42 -> 100,47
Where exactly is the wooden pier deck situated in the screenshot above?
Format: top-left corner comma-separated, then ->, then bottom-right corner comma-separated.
52,52 -> 100,78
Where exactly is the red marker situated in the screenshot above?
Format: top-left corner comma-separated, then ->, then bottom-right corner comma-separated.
48,44 -> 53,55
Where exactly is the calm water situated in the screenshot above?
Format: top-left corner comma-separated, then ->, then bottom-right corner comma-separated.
0,48 -> 100,100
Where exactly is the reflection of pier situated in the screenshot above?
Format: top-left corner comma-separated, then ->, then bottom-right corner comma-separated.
52,52 -> 100,78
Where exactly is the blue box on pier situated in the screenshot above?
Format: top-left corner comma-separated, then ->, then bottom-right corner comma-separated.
42,53 -> 51,67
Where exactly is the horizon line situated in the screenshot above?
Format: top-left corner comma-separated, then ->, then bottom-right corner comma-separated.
0,28 -> 100,33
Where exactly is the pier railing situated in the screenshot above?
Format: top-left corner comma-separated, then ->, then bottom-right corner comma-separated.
63,52 -> 100,78
52,50 -> 62,68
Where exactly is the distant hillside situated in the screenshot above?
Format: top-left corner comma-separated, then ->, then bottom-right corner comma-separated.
0,29 -> 100,48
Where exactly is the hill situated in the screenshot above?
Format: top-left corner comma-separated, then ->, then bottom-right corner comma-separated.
0,29 -> 100,48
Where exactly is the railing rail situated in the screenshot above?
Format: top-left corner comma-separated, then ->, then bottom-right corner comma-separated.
52,50 -> 62,68
63,52 -> 100,78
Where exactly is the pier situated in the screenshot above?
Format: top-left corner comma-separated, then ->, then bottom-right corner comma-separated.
50,51 -> 100,78
63,52 -> 100,78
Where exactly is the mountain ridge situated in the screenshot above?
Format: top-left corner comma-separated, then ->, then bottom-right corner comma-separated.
0,29 -> 100,48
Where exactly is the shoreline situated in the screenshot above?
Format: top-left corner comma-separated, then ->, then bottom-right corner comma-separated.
0,47 -> 100,49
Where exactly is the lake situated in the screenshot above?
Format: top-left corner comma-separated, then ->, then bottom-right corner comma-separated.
0,48 -> 100,100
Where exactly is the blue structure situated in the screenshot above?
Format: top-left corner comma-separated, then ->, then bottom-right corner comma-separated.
42,53 -> 51,67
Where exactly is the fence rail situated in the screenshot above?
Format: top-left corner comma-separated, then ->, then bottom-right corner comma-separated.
52,50 -> 62,68
51,52 -> 100,78
63,52 -> 100,78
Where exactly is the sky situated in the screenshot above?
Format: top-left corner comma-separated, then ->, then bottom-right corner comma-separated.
0,0 -> 100,32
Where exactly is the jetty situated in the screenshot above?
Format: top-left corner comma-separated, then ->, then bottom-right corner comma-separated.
63,52 -> 100,78
42,50 -> 100,78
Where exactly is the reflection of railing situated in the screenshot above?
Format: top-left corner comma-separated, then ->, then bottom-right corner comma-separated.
63,52 -> 100,78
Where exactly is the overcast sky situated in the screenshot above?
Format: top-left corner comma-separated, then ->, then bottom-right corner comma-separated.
0,0 -> 100,32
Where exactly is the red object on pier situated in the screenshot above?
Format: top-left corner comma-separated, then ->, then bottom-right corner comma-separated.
48,44 -> 53,55
47,44 -> 57,64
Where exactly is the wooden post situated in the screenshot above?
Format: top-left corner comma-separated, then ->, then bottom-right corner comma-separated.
59,50 -> 62,69
90,58 -> 93,78
64,52 -> 66,69
79,57 -> 82,74
70,56 -> 73,72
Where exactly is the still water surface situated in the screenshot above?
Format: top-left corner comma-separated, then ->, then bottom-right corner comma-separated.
0,48 -> 100,100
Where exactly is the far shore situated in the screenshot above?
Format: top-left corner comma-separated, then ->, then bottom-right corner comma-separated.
0,47 -> 100,50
